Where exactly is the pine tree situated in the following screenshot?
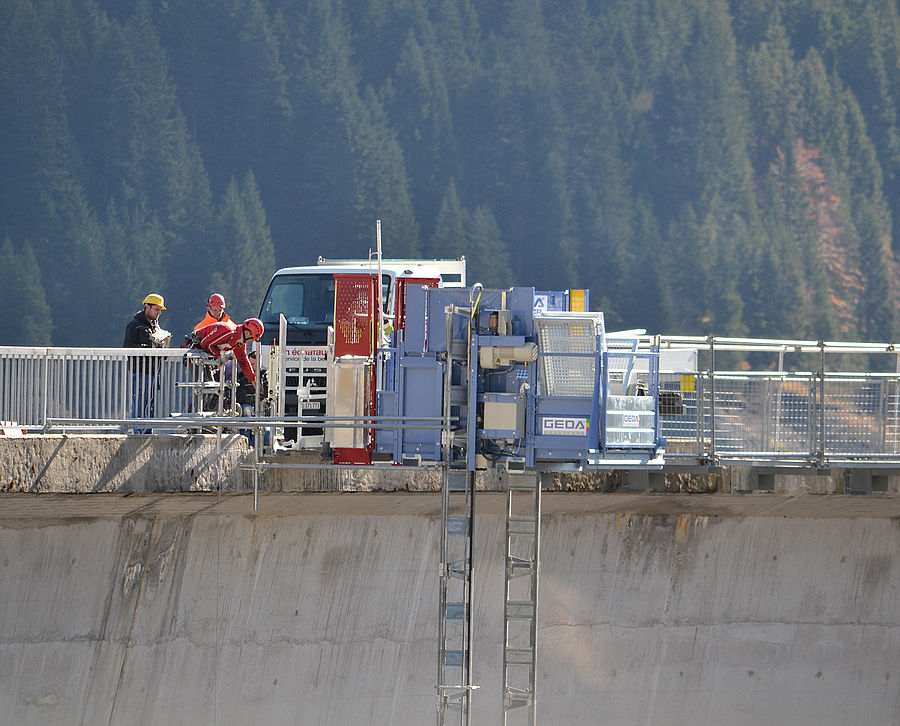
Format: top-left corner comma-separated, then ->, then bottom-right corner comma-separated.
467,205 -> 512,288
429,179 -> 468,258
0,237 -> 53,345
209,171 -> 277,320
388,27 -> 458,236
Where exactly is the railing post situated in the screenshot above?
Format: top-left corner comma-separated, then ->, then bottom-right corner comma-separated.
41,347 -> 50,429
706,335 -> 716,463
813,340 -> 826,465
894,351 -> 900,455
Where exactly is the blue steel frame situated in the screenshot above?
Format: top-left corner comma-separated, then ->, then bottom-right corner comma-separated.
372,285 -> 664,470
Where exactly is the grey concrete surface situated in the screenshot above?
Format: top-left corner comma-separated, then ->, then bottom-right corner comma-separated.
4,434 -> 900,495
0,434 -> 252,493
1,492 -> 898,725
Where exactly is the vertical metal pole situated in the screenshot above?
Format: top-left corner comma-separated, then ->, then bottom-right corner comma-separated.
774,349 -> 785,453
893,352 -> 900,454
695,374 -> 704,459
41,348 -> 50,428
437,305 -> 453,725
253,370 -> 260,512
277,314 -> 287,447
376,219 -> 384,359
818,340 -> 826,462
707,335 -> 716,462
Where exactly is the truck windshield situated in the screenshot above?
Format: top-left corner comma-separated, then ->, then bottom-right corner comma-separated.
259,273 -> 334,332
258,272 -> 392,337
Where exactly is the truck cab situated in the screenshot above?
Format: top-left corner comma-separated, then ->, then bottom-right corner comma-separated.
257,257 -> 466,448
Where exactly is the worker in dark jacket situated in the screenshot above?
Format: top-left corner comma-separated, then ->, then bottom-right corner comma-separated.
123,293 -> 171,431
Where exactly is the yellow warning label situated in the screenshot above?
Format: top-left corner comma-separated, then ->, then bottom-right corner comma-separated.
569,289 -> 586,312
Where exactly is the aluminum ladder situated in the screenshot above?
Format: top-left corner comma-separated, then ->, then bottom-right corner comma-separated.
436,468 -> 476,724
437,304 -> 478,724
502,470 -> 540,725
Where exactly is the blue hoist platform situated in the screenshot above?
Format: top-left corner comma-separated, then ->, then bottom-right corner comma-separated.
373,283 -> 665,472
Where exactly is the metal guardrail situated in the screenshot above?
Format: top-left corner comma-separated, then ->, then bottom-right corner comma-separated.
0,347 -> 195,430
4,343 -> 900,465
645,335 -> 900,464
660,371 -> 900,464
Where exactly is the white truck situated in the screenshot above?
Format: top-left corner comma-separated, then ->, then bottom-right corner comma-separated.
256,256 -> 466,450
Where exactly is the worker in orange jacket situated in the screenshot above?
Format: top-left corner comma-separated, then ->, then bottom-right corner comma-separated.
195,318 -> 264,385
193,293 -> 235,332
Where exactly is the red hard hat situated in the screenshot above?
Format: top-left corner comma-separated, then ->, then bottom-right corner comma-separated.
207,293 -> 226,307
243,318 -> 264,340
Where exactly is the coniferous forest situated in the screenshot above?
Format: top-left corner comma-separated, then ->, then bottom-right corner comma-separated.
3,0 -> 900,346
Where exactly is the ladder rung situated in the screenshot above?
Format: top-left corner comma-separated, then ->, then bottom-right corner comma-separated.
505,647 -> 534,665
506,557 -> 534,577
447,471 -> 469,491
505,600 -> 535,619
447,516 -> 469,536
504,688 -> 535,709
508,516 -> 536,535
439,689 -> 468,705
507,475 -> 538,491
447,559 -> 469,579
444,602 -> 466,621
444,649 -> 465,668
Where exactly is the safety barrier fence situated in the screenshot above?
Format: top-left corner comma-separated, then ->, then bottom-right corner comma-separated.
659,371 -> 900,463
0,348 -> 195,429
651,335 -> 900,464
4,343 -> 900,465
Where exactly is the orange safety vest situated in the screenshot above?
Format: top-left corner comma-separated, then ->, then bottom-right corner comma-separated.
193,312 -> 235,332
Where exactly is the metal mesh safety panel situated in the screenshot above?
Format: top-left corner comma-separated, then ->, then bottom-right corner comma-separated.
658,373 -> 698,441
824,378 -> 889,455
884,382 -> 900,454
334,275 -> 375,357
702,375 -> 813,456
535,317 -> 598,397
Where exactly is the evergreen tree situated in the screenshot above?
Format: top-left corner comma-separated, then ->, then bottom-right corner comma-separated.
0,0 -> 58,240
465,0 -> 574,288
115,1 -> 214,335
467,205 -> 512,288
429,179 -> 468,258
430,180 -> 511,288
0,237 -> 53,345
209,171 -> 277,320
102,198 -> 168,339
5,0 -> 900,345
154,0 -> 291,191
387,28 -> 458,236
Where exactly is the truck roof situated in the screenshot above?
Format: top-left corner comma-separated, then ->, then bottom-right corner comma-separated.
270,257 -> 467,287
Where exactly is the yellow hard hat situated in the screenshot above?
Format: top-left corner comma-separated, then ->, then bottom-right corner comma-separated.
142,293 -> 166,309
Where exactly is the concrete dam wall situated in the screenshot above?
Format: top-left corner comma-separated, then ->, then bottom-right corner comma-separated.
1,492 -> 898,726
